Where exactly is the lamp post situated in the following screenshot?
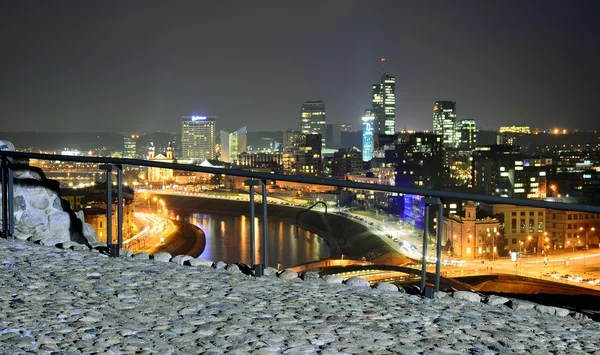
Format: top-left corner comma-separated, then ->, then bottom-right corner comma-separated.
579,226 -> 595,250
567,241 -> 574,256
527,235 -> 533,255
519,241 -> 524,255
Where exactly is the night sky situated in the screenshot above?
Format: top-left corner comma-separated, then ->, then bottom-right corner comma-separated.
1,0 -> 598,134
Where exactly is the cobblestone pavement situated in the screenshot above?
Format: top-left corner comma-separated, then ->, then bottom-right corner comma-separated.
0,239 -> 599,354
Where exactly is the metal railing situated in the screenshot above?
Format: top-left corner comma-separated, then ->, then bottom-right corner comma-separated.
3,150 -> 600,296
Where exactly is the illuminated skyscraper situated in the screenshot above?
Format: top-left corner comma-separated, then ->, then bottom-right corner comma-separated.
361,109 -> 375,162
456,119 -> 477,150
300,100 -> 327,147
432,101 -> 457,148
181,115 -> 216,162
224,126 -> 247,163
372,59 -> 396,137
123,134 -> 138,158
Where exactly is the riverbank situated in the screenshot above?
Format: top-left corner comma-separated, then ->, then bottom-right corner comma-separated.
0,238 -> 598,353
143,219 -> 206,258
158,194 -> 404,263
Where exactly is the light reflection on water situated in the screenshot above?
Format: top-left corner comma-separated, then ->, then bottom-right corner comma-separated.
189,212 -> 330,268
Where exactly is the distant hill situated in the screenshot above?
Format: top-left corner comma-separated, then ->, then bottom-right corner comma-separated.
0,131 -> 124,152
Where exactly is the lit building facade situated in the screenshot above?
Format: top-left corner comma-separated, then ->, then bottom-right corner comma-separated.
455,119 -> 477,150
372,72 -> 396,136
471,145 -> 523,196
147,142 -> 176,185
123,134 -> 138,159
220,126 -> 247,163
441,202 -> 501,259
432,101 -> 457,148
361,109 -> 375,162
545,211 -> 600,250
499,126 -> 531,134
296,134 -> 323,177
300,100 -> 327,148
181,115 -> 216,162
331,147 -> 363,179
493,204 -> 546,254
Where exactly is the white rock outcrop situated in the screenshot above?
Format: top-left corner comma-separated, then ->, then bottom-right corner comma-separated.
0,140 -> 98,246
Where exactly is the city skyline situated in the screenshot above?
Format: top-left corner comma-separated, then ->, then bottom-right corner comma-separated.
1,1 -> 599,133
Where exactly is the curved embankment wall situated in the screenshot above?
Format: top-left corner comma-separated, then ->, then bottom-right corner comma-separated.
158,194 -> 398,261
145,219 -> 205,258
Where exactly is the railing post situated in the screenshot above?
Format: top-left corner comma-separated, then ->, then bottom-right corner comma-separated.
435,201 -> 443,292
245,178 -> 271,276
261,180 -> 268,269
1,157 -> 14,238
422,197 -> 443,294
99,164 -> 118,257
116,165 -> 123,251
420,202 -> 430,294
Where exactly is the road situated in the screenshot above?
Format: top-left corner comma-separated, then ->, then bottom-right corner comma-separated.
122,211 -> 176,253
143,188 -> 440,263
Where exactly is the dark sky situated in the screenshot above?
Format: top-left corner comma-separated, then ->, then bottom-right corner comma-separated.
1,0 -> 599,134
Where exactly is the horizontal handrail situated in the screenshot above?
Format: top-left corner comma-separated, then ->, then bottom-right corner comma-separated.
1,150 -> 600,213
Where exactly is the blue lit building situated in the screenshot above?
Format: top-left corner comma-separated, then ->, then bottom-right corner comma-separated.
361,109 -> 375,162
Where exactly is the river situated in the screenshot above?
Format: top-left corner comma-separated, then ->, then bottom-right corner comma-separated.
186,212 -> 331,269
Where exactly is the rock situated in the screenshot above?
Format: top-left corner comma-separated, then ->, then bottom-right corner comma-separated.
39,228 -> 70,246
321,275 -> 343,284
133,251 -> 150,260
453,291 -> 481,303
171,255 -> 193,265
186,259 -> 214,268
0,139 -> 16,151
263,266 -> 278,277
344,277 -> 370,287
89,242 -> 105,250
17,209 -> 48,229
300,271 -> 320,281
374,282 -> 398,292
47,211 -> 71,232
572,312 -> 589,321
225,263 -> 241,273
119,249 -> 133,258
152,252 -> 172,262
486,295 -> 510,306
27,189 -> 50,210
58,241 -> 80,250
434,291 -> 448,299
81,223 -> 98,243
535,305 -> 570,317
509,300 -> 535,311
277,269 -> 298,280
213,260 -> 228,269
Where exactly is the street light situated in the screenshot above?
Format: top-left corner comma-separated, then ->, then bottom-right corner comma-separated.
579,226 -> 595,250
519,241 -> 524,255
567,241 -> 574,256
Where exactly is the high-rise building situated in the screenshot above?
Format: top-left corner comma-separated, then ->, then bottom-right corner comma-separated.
331,147 -> 363,179
361,109 -> 375,162
432,101 -> 457,148
219,126 -> 247,163
325,123 -> 353,148
456,119 -> 477,150
181,115 -> 216,162
123,134 -> 138,159
219,130 -> 230,162
372,59 -> 396,137
300,100 -> 327,148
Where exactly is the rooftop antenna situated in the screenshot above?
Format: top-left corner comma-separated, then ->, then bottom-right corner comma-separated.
381,57 -> 386,79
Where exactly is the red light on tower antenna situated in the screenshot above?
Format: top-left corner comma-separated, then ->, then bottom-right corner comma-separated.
381,58 -> 386,62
